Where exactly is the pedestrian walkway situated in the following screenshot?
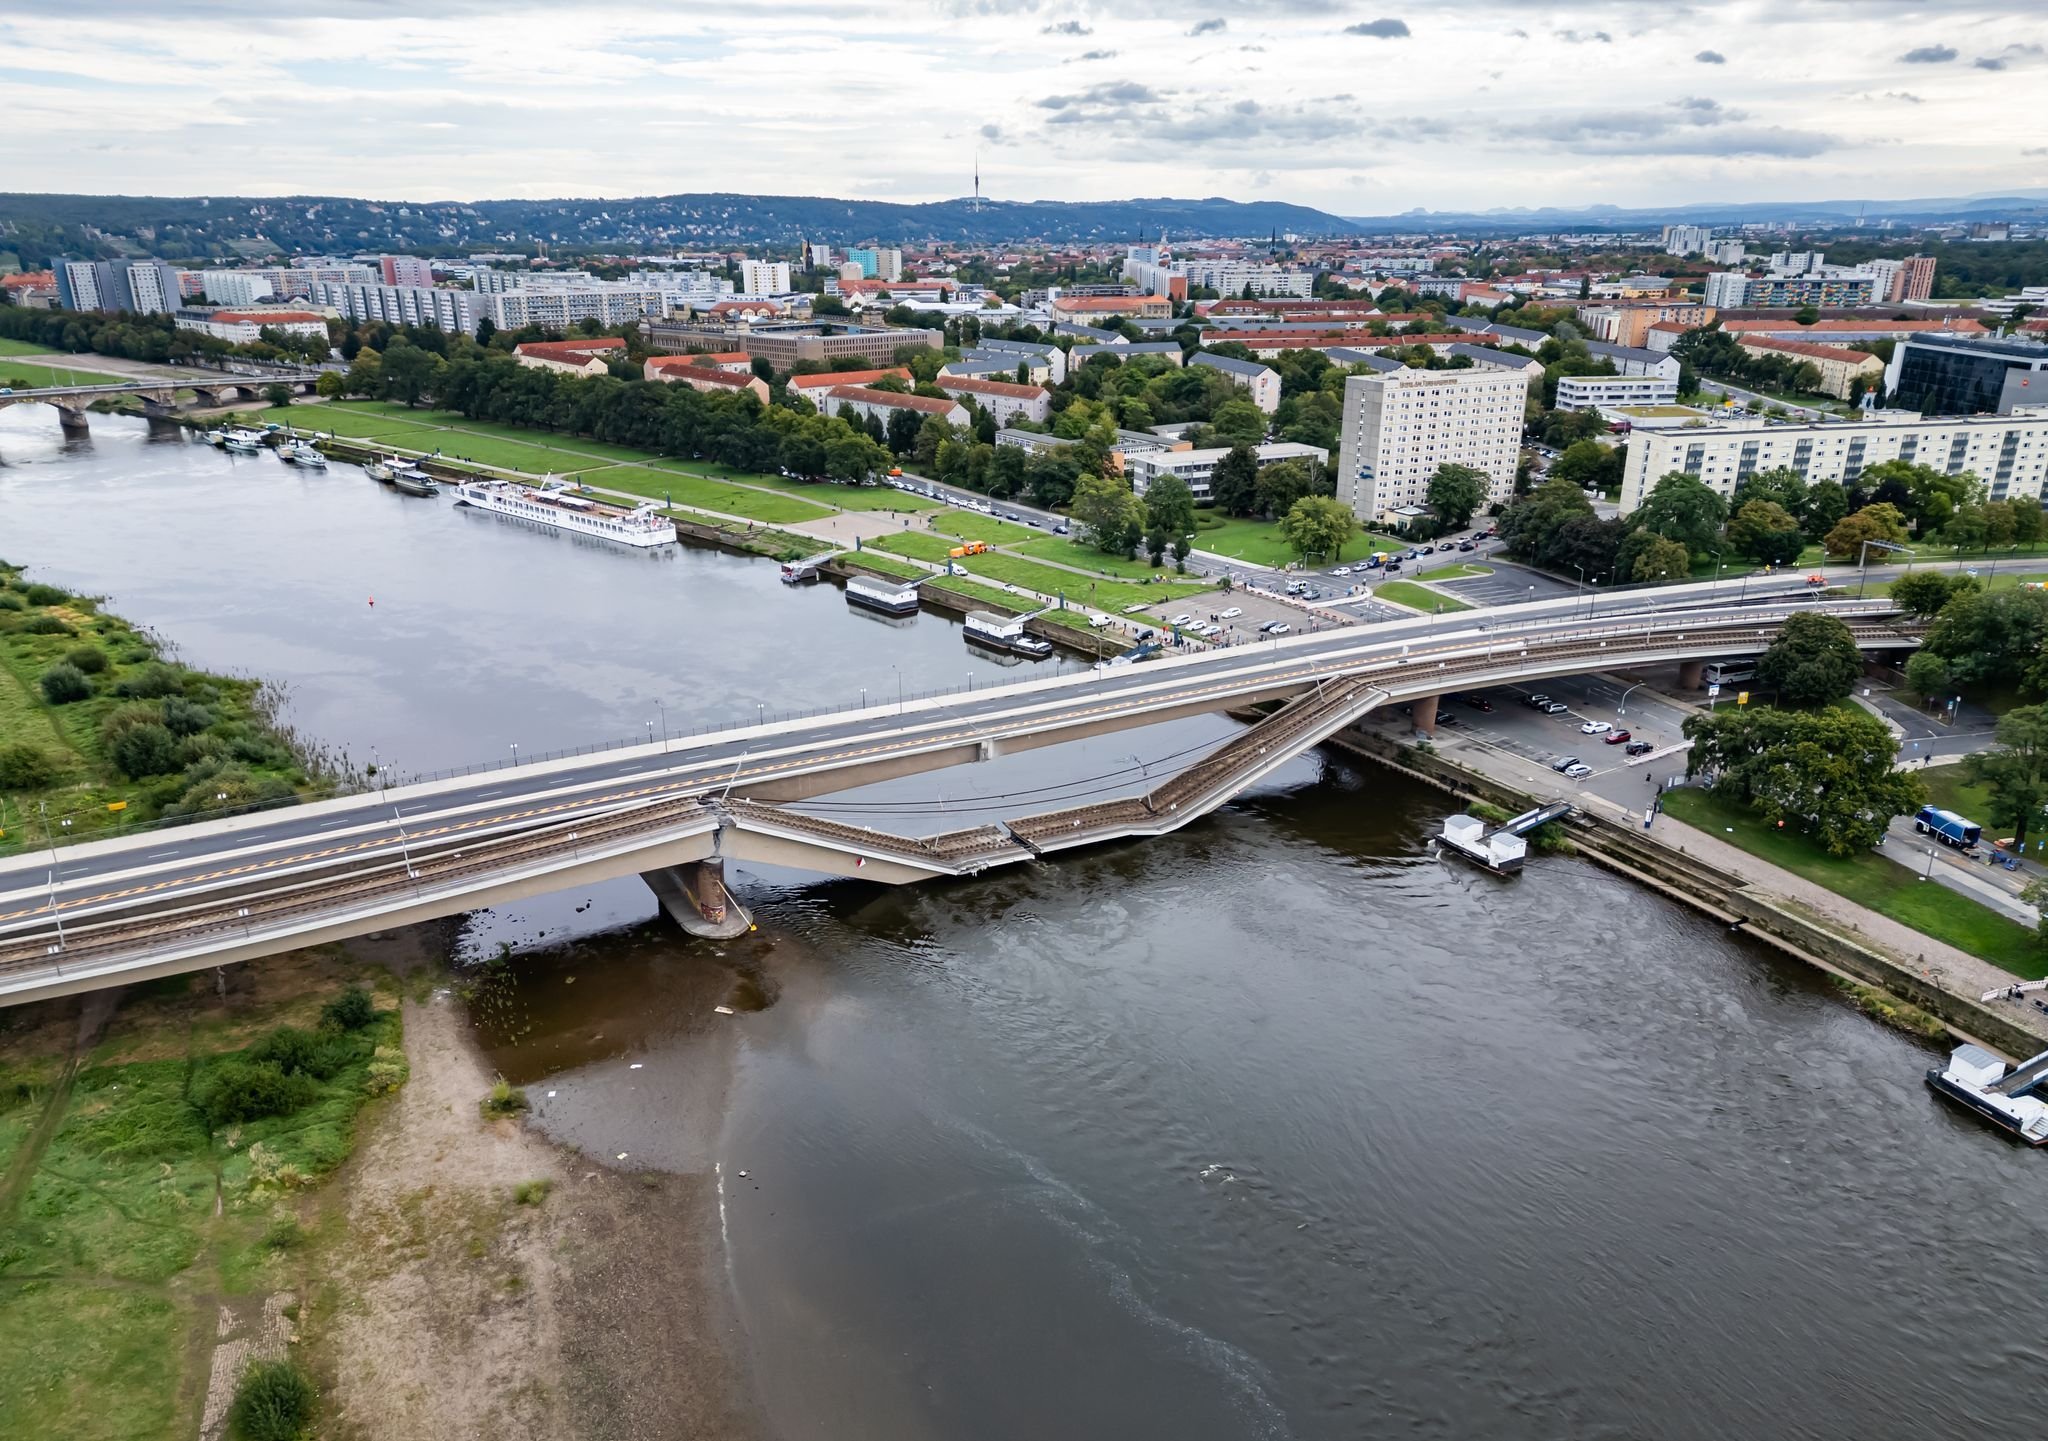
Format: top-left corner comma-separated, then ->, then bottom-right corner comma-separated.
1658,818 -> 2048,1041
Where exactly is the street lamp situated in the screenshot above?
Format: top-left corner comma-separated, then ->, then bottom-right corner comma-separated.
892,663 -> 904,713
509,742 -> 519,767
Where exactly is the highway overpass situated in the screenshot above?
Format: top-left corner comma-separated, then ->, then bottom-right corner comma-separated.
0,591 -> 1922,1006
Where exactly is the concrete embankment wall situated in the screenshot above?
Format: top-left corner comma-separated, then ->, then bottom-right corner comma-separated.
1326,727 -> 2041,1060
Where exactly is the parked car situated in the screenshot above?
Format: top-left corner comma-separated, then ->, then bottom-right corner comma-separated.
1563,763 -> 1594,779
1603,729 -> 1633,745
1458,542 -> 1477,552
1624,740 -> 1654,756
1264,621 -> 1292,635
1437,712 -> 1460,727
1526,693 -> 1551,708
1053,524 -> 1071,535
1088,614 -> 1112,628
1461,695 -> 1493,712
1541,701 -> 1570,715
1220,606 -> 1243,619
1550,756 -> 1580,773
1170,613 -> 1193,626
1579,720 -> 1613,735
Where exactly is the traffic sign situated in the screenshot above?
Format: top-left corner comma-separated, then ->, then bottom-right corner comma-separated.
1707,682 -> 1721,697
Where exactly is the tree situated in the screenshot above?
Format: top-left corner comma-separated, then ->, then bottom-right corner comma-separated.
1633,471 -> 1728,556
1726,499 -> 1806,566
1499,477 -> 1595,564
1208,445 -> 1260,517
1889,569 -> 1978,619
1730,466 -> 1807,518
1801,480 -> 1849,542
38,663 -> 91,704
263,382 -> 293,408
1756,612 -> 1865,706
1426,463 -> 1487,531
1549,439 -> 1622,493
1628,533 -> 1690,583
1683,707 -> 1923,856
1821,502 -> 1909,560
885,406 -> 923,454
1208,399 -> 1267,450
0,743 -> 58,792
1142,474 -> 1197,570
1071,472 -> 1145,556
1922,587 -> 2048,695
1280,495 -> 1357,563
313,371 -> 344,399
1904,649 -> 1953,701
1254,458 -> 1316,519
1966,705 -> 2048,848
378,339 -> 439,408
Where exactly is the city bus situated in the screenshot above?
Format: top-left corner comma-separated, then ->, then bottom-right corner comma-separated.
1702,661 -> 1757,687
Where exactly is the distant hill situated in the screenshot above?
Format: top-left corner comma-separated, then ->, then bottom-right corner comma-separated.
1344,192 -> 2048,233
0,191 -> 1354,264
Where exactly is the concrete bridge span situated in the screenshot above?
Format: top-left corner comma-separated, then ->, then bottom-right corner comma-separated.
0,598 -> 1923,1005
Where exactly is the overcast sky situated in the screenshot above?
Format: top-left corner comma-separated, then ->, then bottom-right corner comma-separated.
4,0 -> 2044,214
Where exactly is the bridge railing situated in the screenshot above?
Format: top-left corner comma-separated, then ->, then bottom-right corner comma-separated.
0,605 -> 1919,860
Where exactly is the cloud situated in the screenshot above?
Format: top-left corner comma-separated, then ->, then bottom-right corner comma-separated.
979,123 -> 1005,142
1501,97 -> 1837,159
1344,18 -> 1409,38
1188,18 -> 1227,36
1899,44 -> 1957,63
2025,147 -> 2048,157
1974,42 -> 2044,70
1694,49 -> 1725,64
1069,49 -> 1116,61
1036,81 -> 1162,113
1040,20 -> 1090,35
1557,29 -> 1612,43
1885,91 -> 1925,102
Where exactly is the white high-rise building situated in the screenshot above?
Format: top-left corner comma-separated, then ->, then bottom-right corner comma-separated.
1705,239 -> 1747,266
1336,362 -> 1531,521
739,260 -> 792,295
202,271 -> 277,306
308,281 -> 482,335
1702,272 -> 1750,307
1661,224 -> 1712,256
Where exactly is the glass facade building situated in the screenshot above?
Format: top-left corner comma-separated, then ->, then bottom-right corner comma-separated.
1889,336 -> 2048,416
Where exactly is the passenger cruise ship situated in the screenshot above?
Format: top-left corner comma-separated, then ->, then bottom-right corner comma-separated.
453,478 -> 676,548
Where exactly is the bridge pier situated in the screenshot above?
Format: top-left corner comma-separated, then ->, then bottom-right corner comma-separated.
1411,693 -> 1439,736
55,404 -> 90,435
641,858 -> 753,941
1676,660 -> 1704,689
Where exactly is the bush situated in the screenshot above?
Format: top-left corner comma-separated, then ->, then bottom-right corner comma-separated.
193,1059 -> 317,1127
249,1025 -> 358,1081
0,743 -> 59,792
0,592 -> 23,611
262,1214 -> 306,1250
110,721 -> 180,778
228,1359 -> 316,1441
320,986 -> 377,1031
113,662 -> 187,699
160,694 -> 216,736
21,614 -> 73,636
512,1178 -> 553,1206
363,1046 -> 408,1097
22,583 -> 66,606
480,1076 -> 529,1118
38,662 -> 92,704
64,645 -> 108,674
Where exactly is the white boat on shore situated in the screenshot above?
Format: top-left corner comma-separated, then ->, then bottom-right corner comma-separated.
1926,1043 -> 2048,1145
453,477 -> 675,548
363,457 -> 397,482
220,427 -> 265,455
282,440 -> 326,467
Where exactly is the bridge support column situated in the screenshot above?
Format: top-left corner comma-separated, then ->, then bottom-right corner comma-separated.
55,405 -> 90,435
1677,660 -> 1704,689
642,859 -> 753,941
1411,693 -> 1439,736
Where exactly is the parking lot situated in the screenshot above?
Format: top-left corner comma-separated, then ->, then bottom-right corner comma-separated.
1371,670 -> 1699,810
1121,586 -> 1350,649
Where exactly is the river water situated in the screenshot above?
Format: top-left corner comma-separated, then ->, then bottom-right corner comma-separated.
6,411 -> 2045,1441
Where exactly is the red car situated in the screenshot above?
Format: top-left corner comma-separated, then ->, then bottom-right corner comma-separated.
1603,729 -> 1633,745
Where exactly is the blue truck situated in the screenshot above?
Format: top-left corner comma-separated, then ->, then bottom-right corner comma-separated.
1914,806 -> 1982,852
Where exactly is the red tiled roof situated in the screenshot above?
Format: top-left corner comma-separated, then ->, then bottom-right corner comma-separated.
1738,336 -> 1880,364
826,386 -> 961,414
644,352 -> 750,373
1,270 -> 55,289
514,337 -> 623,354
789,367 -> 911,391
1054,295 -> 1169,311
935,375 -> 1048,401
515,339 -> 624,363
1721,319 -> 1987,335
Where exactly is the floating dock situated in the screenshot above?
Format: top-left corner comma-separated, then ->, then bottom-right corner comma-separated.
1439,801 -> 1573,874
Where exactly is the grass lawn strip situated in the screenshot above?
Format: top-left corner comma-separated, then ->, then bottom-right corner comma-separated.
0,357 -> 133,390
1370,580 -> 1472,614
928,511 -> 1037,545
0,338 -> 58,357
1660,787 -> 2044,979
1192,516 -> 1409,569
585,465 -> 833,525
960,550 -> 1208,609
1418,563 -> 1493,582
1014,536 -> 1190,582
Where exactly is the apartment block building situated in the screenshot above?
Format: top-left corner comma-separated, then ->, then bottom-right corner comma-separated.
1189,352 -> 1282,413
1124,440 -> 1328,501
1735,337 -> 1884,400
739,260 -> 792,295
1578,302 -> 1716,348
1554,373 -> 1680,410
380,255 -> 434,287
308,281 -> 483,335
1620,409 -> 2048,512
933,374 -> 1052,425
649,320 -> 940,369
1336,361 -> 1531,520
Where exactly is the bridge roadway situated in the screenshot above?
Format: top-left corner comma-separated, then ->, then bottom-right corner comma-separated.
0,587 -> 1920,1004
